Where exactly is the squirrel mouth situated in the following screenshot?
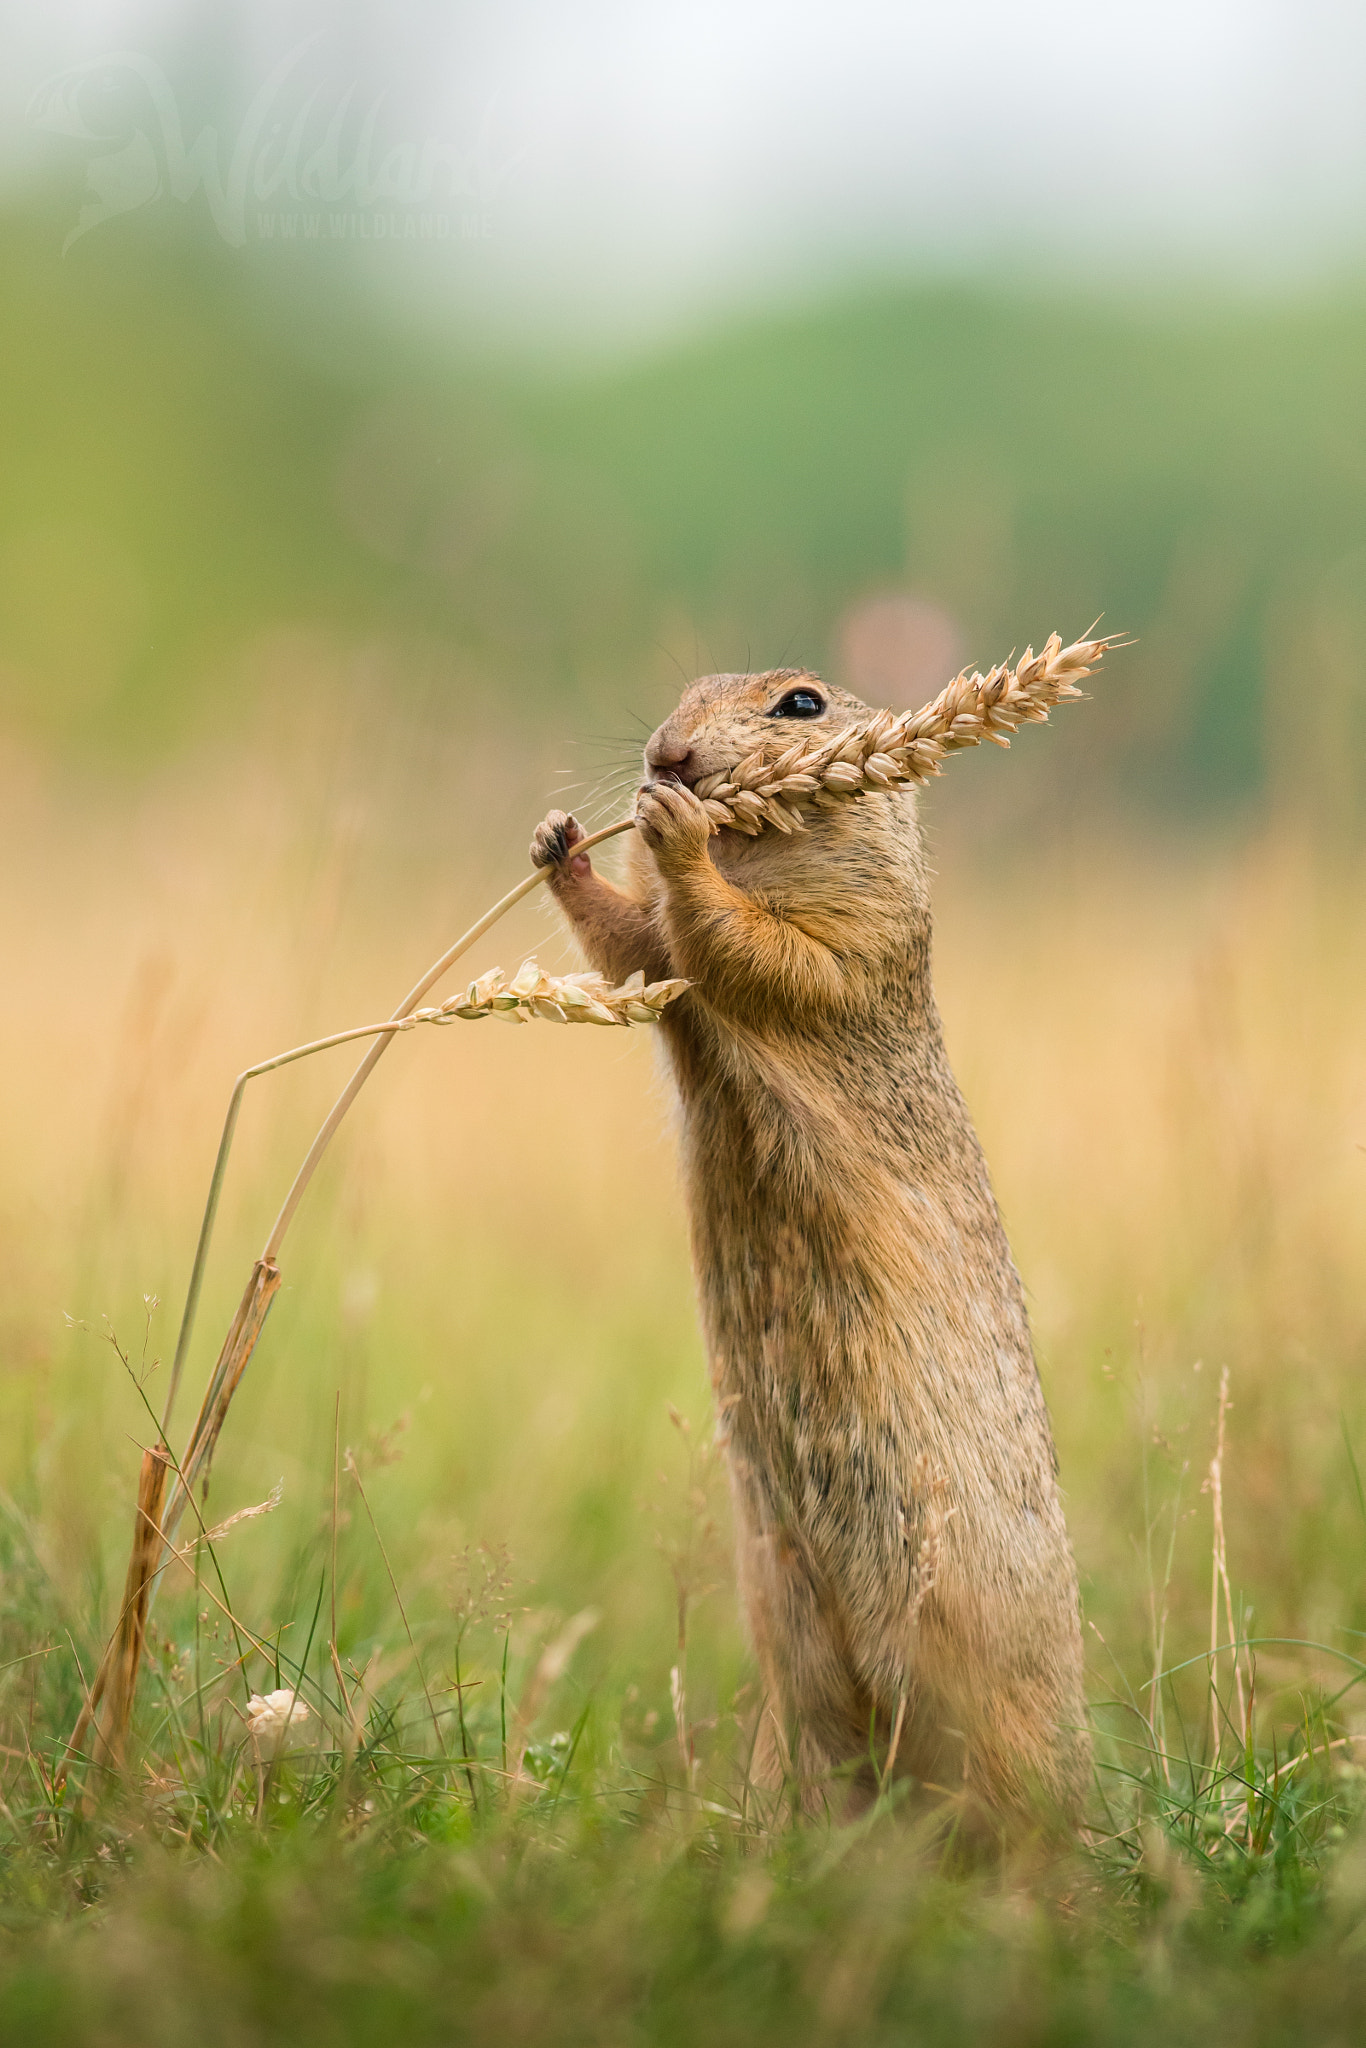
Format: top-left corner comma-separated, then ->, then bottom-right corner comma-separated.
646,765 -> 696,790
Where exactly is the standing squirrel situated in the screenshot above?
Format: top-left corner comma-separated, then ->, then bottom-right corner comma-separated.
531,667 -> 1088,1831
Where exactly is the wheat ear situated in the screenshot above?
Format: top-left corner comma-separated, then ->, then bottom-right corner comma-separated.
688,629 -> 1118,835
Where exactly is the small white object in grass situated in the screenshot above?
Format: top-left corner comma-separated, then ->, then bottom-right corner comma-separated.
246,1689 -> 311,1745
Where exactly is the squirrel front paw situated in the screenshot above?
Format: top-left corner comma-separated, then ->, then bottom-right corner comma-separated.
635,780 -> 713,871
530,809 -> 590,880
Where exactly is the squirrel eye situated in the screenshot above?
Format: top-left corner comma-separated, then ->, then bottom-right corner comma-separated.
771,688 -> 826,719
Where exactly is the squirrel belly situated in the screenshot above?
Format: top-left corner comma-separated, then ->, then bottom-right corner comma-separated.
534,668 -> 1089,1832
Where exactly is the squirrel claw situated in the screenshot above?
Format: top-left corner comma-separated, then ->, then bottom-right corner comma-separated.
530,809 -> 589,877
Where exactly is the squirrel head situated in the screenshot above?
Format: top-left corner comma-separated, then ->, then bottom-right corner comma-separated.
631,664 -> 931,946
643,669 -> 871,790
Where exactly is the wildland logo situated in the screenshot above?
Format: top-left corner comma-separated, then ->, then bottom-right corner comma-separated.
28,37 -> 516,252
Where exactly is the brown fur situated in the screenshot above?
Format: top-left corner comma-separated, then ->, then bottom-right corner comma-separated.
531,668 -> 1089,1834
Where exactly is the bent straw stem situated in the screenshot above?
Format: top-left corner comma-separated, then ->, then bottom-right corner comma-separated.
261,816 -> 633,1262
116,818 -> 633,1773
161,814 -> 635,1431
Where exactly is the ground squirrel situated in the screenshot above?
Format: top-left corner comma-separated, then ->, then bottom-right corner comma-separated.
531,667 -> 1088,1833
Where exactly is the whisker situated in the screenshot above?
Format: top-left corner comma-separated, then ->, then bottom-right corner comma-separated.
547,766 -> 640,816
573,732 -> 649,753
652,643 -> 692,692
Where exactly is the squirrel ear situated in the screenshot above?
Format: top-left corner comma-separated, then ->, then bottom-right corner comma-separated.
836,594 -> 964,711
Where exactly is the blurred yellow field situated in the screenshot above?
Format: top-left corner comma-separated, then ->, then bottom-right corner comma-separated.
6,704 -> 1361,1738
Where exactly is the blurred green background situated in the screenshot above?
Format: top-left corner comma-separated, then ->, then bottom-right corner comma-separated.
2,176 -> 1363,829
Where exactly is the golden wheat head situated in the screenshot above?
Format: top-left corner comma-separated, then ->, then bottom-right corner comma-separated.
407,961 -> 690,1029
686,630 -> 1118,837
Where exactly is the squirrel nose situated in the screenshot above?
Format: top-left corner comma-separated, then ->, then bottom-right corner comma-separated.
645,726 -> 694,782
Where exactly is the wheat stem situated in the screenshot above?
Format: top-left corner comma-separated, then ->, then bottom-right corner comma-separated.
259,818 -> 633,1263
162,817 -> 636,1432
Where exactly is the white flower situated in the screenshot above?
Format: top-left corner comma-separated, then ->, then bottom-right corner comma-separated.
245,1688 -> 311,1746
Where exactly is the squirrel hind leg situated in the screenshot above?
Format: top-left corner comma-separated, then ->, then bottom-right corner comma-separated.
735,1518 -> 885,1815
746,1688 -> 879,1823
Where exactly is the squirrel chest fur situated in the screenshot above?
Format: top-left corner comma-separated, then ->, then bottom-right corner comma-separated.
532,667 -> 1088,1829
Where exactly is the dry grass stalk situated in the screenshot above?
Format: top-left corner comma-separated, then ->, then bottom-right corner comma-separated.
200,1478 -> 284,1545
72,1443 -> 171,1774
65,1267 -> 283,1780
83,625 -> 1112,1780
1208,1364 -> 1248,1765
159,1258 -> 284,1554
